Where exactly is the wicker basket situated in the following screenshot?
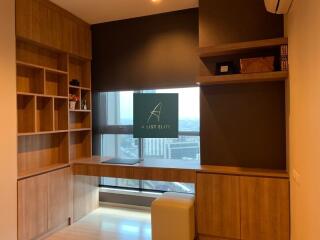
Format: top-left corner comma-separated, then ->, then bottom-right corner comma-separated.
240,56 -> 275,73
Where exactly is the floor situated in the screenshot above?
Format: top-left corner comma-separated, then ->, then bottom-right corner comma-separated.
47,206 -> 152,240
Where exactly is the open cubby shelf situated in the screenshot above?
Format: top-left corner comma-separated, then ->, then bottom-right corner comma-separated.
17,62 -> 44,94
70,130 -> 92,162
80,89 -> 91,110
199,37 -> 288,58
18,94 -> 36,133
45,70 -> 68,97
18,132 -> 69,177
17,40 -> 68,72
36,96 -> 54,132
69,87 -> 81,110
69,56 -> 91,89
54,98 -> 68,131
69,111 -> 91,130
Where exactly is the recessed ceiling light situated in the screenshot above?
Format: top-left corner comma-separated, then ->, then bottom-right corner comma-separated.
151,0 -> 162,3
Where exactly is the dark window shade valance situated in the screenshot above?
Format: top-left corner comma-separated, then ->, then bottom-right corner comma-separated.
92,9 -> 199,92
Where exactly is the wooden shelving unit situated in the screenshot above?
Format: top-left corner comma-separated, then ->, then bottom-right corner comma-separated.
197,71 -> 288,85
16,39 -> 92,177
199,37 -> 288,170
198,37 -> 289,85
199,37 -> 288,58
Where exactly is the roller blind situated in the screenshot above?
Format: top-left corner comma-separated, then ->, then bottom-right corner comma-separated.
91,9 -> 199,91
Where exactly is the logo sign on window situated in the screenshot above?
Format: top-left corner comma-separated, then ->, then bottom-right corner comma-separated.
133,93 -> 178,138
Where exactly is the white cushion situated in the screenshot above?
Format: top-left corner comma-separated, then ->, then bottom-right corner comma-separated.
151,192 -> 195,240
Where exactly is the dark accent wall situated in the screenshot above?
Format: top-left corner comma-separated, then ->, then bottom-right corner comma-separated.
92,9 -> 199,91
200,82 -> 286,169
199,0 -> 284,47
199,0 -> 286,169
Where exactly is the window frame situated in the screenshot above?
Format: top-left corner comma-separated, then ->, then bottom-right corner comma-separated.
97,88 -> 199,193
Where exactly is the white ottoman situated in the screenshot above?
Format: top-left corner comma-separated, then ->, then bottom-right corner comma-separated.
151,192 -> 195,240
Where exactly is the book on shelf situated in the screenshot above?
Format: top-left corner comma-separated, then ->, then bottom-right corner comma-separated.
280,44 -> 288,71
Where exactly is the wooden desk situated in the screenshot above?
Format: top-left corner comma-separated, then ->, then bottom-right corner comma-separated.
72,156 -> 200,183
72,156 -> 289,183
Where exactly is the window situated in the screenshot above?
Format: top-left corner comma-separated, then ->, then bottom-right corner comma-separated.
97,87 -> 199,194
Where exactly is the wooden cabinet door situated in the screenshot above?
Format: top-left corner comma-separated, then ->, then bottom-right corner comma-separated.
240,177 -> 290,240
196,173 -> 241,239
48,167 -> 72,230
18,174 -> 48,240
73,175 -> 99,221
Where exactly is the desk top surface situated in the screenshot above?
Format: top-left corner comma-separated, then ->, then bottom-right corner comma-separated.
73,156 -> 289,178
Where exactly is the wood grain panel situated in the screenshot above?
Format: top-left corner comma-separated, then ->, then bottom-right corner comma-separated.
199,38 -> 288,58
18,174 -> 48,240
73,175 -> 99,222
54,98 -> 68,130
17,64 -> 44,94
16,0 -> 91,59
196,173 -> 241,239
48,167 -> 72,230
18,133 -> 69,175
36,96 -> 54,132
70,131 -> 92,161
198,71 -> 288,85
240,177 -> 290,240
198,236 -> 232,240
17,40 -> 68,71
17,94 -> 36,133
69,112 -> 91,129
45,71 -> 68,97
69,56 -> 91,88
73,163 -> 196,183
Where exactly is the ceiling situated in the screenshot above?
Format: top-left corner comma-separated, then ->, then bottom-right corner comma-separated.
50,0 -> 199,24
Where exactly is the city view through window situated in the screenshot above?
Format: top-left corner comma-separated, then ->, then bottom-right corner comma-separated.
99,87 -> 199,193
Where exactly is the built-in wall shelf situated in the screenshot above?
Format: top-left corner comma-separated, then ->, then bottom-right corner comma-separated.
18,130 -> 68,137
197,71 -> 288,85
69,109 -> 91,113
69,128 -> 92,132
17,92 -> 68,99
16,39 -> 92,179
18,163 -> 71,180
69,85 -> 91,91
17,61 -> 68,75
199,37 -> 288,58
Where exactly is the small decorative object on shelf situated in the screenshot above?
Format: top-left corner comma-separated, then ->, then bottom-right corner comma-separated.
82,99 -> 87,110
69,94 -> 80,110
69,79 -> 80,86
280,44 -> 288,71
215,61 -> 234,75
240,56 -> 275,73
